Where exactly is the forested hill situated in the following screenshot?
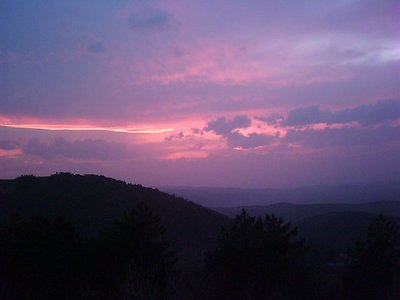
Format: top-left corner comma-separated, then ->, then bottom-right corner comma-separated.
0,173 -> 230,258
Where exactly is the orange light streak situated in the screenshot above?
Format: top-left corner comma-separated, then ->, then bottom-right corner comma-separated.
0,122 -> 174,134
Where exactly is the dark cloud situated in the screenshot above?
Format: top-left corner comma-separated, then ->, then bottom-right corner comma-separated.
285,106 -> 331,126
164,129 -> 205,142
23,138 -> 130,161
0,140 -> 19,150
205,115 -> 251,135
283,100 -> 400,126
330,100 -> 400,126
284,125 -> 400,148
205,115 -> 275,149
164,131 -> 185,142
87,41 -> 105,54
256,113 -> 284,126
227,132 -> 276,149
128,10 -> 170,30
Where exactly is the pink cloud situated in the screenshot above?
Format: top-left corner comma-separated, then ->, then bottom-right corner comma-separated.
0,148 -> 22,157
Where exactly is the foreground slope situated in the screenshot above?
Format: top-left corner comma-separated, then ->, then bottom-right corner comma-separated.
0,173 -> 230,259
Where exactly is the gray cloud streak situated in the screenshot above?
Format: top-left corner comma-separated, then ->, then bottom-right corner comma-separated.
283,100 -> 400,126
284,125 -> 400,148
23,138 -> 131,161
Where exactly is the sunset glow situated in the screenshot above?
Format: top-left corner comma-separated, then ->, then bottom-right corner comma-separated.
0,122 -> 174,134
1,0 -> 399,187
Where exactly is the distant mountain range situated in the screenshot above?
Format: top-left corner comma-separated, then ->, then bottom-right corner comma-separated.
161,182 -> 400,207
213,200 -> 400,221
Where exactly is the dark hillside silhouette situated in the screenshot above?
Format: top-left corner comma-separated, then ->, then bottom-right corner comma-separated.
2,173 -> 400,299
0,204 -> 177,299
0,173 -> 229,262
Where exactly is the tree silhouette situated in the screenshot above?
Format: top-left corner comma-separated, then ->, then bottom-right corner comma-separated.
344,215 -> 400,300
93,202 -> 176,299
205,209 -> 310,300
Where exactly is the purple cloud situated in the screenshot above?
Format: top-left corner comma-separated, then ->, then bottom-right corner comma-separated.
226,132 -> 276,149
282,100 -> 400,126
23,138 -> 131,161
204,115 -> 276,149
284,125 -> 400,148
284,106 -> 331,126
255,113 -> 285,126
330,99 -> 400,126
0,140 -> 19,150
205,115 -> 251,135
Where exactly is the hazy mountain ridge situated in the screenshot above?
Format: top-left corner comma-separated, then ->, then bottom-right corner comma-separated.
213,200 -> 400,221
162,183 -> 400,207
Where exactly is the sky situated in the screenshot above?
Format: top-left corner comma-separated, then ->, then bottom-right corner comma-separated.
0,0 -> 399,188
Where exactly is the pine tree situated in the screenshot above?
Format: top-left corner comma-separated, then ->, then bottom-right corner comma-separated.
94,203 -> 176,299
344,215 -> 400,300
205,209 -> 309,300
